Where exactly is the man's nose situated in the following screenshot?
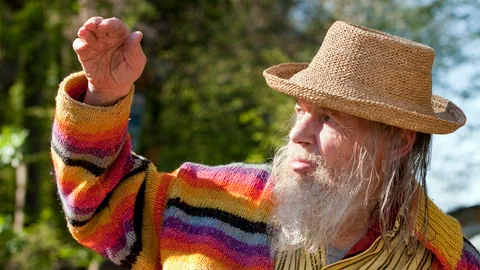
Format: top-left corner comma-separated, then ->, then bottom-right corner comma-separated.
289,115 -> 317,146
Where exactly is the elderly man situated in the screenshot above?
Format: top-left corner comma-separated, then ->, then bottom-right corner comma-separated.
51,17 -> 480,269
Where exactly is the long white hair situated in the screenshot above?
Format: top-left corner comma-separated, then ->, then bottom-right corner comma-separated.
269,119 -> 432,252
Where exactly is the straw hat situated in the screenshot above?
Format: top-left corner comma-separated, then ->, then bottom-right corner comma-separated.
263,21 -> 466,134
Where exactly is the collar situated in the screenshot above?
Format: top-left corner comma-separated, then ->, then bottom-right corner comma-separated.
343,191 -> 463,269
414,191 -> 464,269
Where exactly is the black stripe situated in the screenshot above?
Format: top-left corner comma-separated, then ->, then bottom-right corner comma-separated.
390,244 -> 408,269
287,250 -> 294,269
311,252 -> 319,270
418,247 -> 430,269
377,248 -> 395,269
404,244 -> 417,269
364,242 -> 388,270
121,179 -> 147,268
52,142 -> 106,176
378,241 -> 405,270
67,158 -> 149,227
67,217 -> 88,227
93,159 -> 149,220
350,238 -> 384,269
295,249 -> 300,269
166,197 -> 267,234
303,251 -> 307,270
278,251 -> 288,270
310,252 -> 315,270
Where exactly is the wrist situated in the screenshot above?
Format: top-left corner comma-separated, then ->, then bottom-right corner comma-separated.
84,82 -> 131,106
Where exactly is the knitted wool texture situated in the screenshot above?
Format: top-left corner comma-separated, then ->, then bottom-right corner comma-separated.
52,72 -> 480,269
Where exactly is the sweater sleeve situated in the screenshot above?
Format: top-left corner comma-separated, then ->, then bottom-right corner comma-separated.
51,72 -> 173,269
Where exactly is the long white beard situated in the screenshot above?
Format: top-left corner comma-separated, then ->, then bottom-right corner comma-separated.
270,143 -> 370,252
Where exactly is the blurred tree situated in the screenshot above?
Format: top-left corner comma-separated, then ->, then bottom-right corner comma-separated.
0,126 -> 28,232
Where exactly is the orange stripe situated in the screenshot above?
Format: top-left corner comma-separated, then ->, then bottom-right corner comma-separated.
53,118 -> 127,143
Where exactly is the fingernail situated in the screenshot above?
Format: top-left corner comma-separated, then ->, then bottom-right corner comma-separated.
135,31 -> 143,41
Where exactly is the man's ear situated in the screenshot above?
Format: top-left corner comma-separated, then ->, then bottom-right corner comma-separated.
399,130 -> 417,158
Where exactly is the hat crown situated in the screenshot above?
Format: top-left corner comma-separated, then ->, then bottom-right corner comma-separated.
263,20 -> 466,134
290,21 -> 436,115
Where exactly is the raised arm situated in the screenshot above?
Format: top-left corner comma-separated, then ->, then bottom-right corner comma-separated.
52,17 -> 168,268
52,17 -> 274,270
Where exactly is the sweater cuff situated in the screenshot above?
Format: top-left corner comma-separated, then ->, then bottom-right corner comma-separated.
55,71 -> 134,129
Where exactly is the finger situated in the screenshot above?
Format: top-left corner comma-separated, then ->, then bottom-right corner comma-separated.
73,38 -> 89,54
84,16 -> 104,31
124,31 -> 147,71
95,17 -> 130,39
77,26 -> 97,43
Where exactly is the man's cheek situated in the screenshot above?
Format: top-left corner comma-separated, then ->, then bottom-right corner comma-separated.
319,134 -> 347,163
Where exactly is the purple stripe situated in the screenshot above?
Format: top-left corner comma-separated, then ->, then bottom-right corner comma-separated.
462,250 -> 480,267
52,125 -> 126,159
163,216 -> 271,259
106,220 -> 135,256
96,220 -> 133,257
185,162 -> 270,180
64,202 -> 96,215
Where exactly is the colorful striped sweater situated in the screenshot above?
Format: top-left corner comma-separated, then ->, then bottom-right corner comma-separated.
52,72 -> 480,269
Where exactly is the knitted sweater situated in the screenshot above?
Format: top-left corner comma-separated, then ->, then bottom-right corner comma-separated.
52,72 -> 480,269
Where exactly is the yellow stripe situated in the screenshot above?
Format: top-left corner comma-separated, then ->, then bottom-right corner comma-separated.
137,164 -> 169,268
162,251 -> 229,270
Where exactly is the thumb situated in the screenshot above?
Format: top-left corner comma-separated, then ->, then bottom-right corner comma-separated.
124,31 -> 147,71
73,38 -> 89,54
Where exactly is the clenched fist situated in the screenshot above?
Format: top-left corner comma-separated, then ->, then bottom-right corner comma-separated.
73,17 -> 146,106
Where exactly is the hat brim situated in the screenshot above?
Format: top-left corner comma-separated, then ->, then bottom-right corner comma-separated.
263,63 -> 466,134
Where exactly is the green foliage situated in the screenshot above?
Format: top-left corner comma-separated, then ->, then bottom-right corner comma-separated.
0,126 -> 28,168
0,215 -> 100,269
0,216 -> 26,266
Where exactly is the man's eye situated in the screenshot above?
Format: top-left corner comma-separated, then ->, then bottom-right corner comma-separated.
322,114 -> 331,122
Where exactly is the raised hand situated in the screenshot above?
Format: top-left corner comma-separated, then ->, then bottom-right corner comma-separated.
73,17 -> 147,106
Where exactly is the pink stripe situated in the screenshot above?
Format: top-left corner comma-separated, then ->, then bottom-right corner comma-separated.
53,121 -> 127,149
79,208 -> 134,252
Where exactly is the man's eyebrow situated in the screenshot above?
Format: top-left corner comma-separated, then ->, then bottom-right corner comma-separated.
317,106 -> 335,115
320,107 -> 346,121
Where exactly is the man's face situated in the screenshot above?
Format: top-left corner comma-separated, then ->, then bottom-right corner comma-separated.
270,99 -> 380,251
288,99 -> 372,176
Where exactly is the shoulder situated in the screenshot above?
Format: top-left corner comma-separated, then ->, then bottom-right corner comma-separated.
177,162 -> 271,184
173,162 -> 272,200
